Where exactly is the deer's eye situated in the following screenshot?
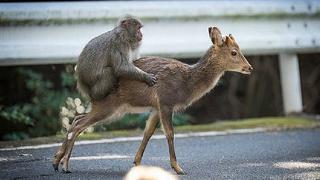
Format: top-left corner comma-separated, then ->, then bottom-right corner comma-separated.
231,50 -> 237,56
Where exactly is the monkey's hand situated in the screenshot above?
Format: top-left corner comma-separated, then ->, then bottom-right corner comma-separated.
146,73 -> 157,86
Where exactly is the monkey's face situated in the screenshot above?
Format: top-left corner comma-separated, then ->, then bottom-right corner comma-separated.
121,18 -> 143,42
130,20 -> 143,42
135,23 -> 143,42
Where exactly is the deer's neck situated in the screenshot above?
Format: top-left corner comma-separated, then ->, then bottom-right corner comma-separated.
188,47 -> 225,103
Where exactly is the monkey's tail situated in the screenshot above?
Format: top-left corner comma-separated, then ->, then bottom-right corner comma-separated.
76,79 -> 91,100
75,66 -> 91,100
74,65 -> 90,100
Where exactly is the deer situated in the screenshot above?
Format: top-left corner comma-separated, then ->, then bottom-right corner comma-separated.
52,26 -> 253,175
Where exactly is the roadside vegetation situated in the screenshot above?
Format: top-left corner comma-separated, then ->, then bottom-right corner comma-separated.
0,66 -> 190,141
1,59 -> 319,141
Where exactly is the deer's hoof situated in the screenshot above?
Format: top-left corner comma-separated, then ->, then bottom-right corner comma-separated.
172,165 -> 186,175
133,161 -> 141,166
62,168 -> 72,174
52,163 -> 59,172
176,170 -> 186,175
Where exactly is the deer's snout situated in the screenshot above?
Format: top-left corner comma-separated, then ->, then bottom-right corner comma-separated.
242,65 -> 253,74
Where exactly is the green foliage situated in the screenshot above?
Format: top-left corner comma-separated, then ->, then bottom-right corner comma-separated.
2,132 -> 29,141
172,113 -> 191,126
98,113 -> 149,131
0,66 -> 191,140
0,67 -> 79,140
0,105 -> 33,126
20,68 -> 53,93
61,71 -> 76,87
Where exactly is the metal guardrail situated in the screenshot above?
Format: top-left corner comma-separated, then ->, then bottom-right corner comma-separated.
1,0 -> 319,21
0,0 -> 319,64
0,0 -> 319,114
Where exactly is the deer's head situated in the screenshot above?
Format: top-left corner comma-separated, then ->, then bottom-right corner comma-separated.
208,27 -> 253,74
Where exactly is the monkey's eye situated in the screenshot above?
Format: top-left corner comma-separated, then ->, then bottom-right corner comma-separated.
231,50 -> 237,56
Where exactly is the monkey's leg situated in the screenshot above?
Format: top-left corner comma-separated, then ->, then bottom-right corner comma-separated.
133,111 -> 159,166
159,106 -> 185,175
90,67 -> 116,100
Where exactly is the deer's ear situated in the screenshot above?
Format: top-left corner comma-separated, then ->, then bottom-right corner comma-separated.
209,27 -> 223,46
225,36 -> 234,47
229,34 -> 235,41
208,27 -> 213,35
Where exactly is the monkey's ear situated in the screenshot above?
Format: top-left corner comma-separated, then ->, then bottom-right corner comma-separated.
209,27 -> 223,47
120,19 -> 128,28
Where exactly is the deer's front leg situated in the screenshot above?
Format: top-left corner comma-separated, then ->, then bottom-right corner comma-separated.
159,107 -> 185,175
134,111 -> 159,166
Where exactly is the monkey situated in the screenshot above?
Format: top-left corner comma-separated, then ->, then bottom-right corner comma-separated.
75,16 -> 157,101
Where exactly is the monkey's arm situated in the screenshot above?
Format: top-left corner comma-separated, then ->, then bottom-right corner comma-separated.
115,61 -> 150,81
111,55 -> 157,86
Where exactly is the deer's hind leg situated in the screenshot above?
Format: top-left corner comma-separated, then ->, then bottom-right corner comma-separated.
52,104 -> 116,173
52,115 -> 85,171
134,110 -> 159,166
60,114 -> 95,173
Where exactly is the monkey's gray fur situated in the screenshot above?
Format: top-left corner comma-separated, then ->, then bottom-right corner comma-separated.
75,16 -> 157,101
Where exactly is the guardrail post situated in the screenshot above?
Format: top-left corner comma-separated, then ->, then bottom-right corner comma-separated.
278,53 -> 303,114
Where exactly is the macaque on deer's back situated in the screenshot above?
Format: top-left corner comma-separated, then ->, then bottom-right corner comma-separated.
53,26 -> 253,175
75,16 -> 157,101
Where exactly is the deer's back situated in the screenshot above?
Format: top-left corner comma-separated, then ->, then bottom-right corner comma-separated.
134,56 -> 188,73
114,56 -> 191,107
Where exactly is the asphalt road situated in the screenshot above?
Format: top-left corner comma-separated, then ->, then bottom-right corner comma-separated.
0,129 -> 320,180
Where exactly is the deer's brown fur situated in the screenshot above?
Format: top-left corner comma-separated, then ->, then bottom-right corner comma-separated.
53,27 -> 252,175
